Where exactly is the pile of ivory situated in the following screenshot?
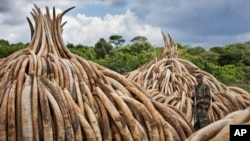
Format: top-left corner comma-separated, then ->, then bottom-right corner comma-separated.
126,32 -> 250,123
0,5 -> 193,140
185,106 -> 250,141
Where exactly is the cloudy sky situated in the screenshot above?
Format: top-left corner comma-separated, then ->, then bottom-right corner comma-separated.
0,0 -> 249,49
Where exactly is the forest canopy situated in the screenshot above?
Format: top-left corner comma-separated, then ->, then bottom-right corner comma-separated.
0,38 -> 249,91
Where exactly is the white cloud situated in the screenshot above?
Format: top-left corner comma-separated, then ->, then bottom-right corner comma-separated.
61,10 -> 162,46
0,1 -> 163,47
1,0 -> 250,49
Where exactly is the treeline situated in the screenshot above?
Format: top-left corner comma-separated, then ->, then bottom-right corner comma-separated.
180,43 -> 250,84
0,39 -> 250,85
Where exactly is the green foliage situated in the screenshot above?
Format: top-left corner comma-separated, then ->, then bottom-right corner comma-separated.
92,42 -> 159,73
242,66 -> 250,84
0,38 -> 250,90
129,41 -> 153,55
0,40 -> 26,58
130,36 -> 147,42
186,46 -> 206,55
210,46 -> 224,54
95,52 -> 138,73
200,51 -> 219,65
94,38 -> 114,59
242,47 -> 250,66
181,43 -> 250,84
212,43 -> 248,66
214,65 -> 243,83
68,44 -> 96,60
109,35 -> 125,48
0,39 -> 10,46
94,47 -> 158,73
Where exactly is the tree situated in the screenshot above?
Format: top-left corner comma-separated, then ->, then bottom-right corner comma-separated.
210,46 -> 224,54
186,46 -> 206,55
66,43 -> 74,48
242,66 -> 250,84
130,41 -> 153,55
0,39 -> 9,47
217,65 -> 243,83
130,36 -> 147,42
0,40 -> 26,58
94,38 -> 114,58
200,51 -> 220,65
243,50 -> 250,66
109,35 -> 125,48
217,44 -> 246,66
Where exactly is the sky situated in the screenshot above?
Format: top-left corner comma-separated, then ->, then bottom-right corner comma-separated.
0,0 -> 250,49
